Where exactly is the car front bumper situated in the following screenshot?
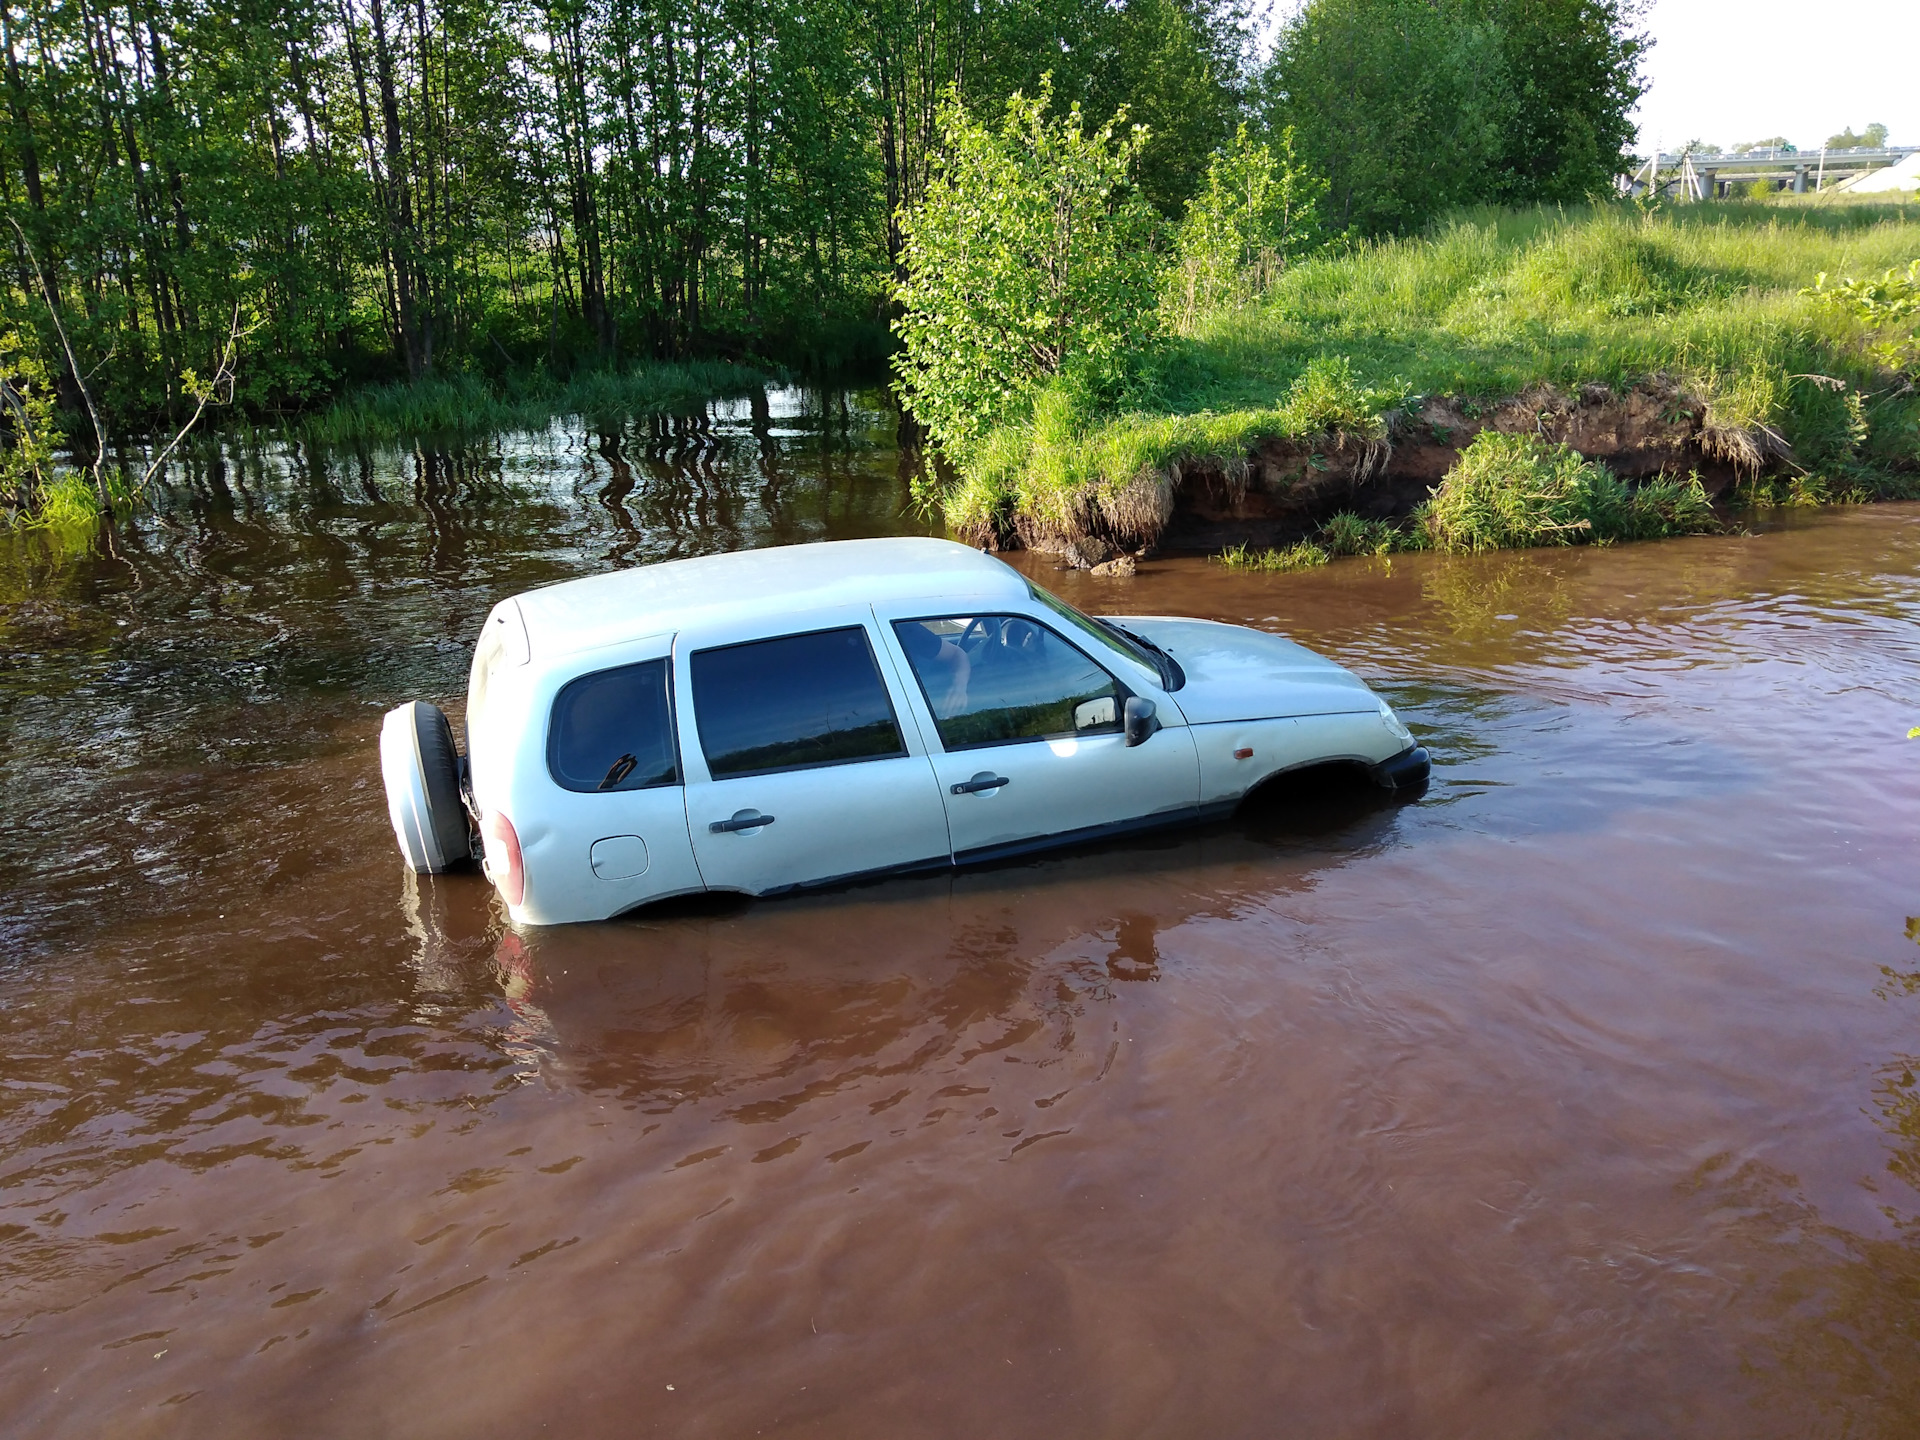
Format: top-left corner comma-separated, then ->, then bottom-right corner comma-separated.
1373,744 -> 1432,792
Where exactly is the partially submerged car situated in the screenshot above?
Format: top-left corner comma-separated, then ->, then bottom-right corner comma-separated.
381,537 -> 1429,926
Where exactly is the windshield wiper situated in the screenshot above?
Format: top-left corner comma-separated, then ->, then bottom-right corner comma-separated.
1103,620 -> 1184,692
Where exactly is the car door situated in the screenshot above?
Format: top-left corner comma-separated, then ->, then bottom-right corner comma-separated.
521,646 -> 707,925
677,614 -> 952,895
884,612 -> 1200,861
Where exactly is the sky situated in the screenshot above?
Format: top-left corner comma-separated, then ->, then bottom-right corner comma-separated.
1629,0 -> 1920,154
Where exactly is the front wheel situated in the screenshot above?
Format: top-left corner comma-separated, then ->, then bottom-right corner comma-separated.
380,701 -> 472,873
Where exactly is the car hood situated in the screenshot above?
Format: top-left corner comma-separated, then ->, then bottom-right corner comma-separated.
1113,617 -> 1379,723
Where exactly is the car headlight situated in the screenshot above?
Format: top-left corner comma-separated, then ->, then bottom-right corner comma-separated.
1378,698 -> 1414,744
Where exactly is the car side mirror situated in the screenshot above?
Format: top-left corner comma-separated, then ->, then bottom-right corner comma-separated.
1124,696 -> 1160,747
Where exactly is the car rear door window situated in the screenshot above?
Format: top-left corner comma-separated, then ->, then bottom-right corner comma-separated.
548,658 -> 679,792
893,616 -> 1123,749
691,626 -> 907,778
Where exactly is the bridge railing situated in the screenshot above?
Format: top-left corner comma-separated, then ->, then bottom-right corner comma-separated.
1631,147 -> 1915,171
1618,146 -> 1915,198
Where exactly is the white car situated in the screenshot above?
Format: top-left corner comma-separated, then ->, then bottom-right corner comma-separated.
380,538 -> 1429,926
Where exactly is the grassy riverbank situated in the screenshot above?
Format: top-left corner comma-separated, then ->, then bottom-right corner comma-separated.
297,359 -> 782,445
940,198 -> 1920,553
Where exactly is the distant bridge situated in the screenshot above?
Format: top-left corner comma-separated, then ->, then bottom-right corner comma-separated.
1623,146 -> 1917,198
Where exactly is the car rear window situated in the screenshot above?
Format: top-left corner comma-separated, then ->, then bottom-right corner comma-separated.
691,627 -> 906,778
547,659 -> 679,793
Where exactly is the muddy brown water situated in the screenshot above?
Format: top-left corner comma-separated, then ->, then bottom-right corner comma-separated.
6,390 -> 1920,1438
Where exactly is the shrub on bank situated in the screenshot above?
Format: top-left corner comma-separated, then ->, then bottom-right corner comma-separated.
1320,510 -> 1402,556
1420,433 -> 1718,552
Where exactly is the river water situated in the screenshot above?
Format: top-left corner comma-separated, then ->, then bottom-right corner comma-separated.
5,389 -> 1920,1438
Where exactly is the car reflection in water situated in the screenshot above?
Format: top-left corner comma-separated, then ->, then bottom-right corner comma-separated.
398,768 -> 1412,1120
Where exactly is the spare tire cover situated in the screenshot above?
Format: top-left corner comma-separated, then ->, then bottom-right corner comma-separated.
380,701 -> 472,874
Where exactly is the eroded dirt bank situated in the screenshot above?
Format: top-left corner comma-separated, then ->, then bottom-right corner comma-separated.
1016,380 -> 1788,566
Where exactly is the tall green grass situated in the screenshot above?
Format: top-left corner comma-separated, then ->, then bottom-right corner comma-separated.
299,360 -> 780,444
941,199 -> 1920,539
1422,432 -> 1719,551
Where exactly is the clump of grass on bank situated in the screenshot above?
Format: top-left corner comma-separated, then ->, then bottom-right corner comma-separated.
299,360 -> 779,444
1216,510 -> 1414,571
1217,539 -> 1333,572
1320,510 -> 1403,555
942,200 -> 1920,545
1420,433 -> 1718,552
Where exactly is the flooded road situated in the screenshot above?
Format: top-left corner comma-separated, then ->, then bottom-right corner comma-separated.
6,390 -> 1920,1437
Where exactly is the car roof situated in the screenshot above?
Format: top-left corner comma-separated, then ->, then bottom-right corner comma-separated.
512,537 -> 1032,659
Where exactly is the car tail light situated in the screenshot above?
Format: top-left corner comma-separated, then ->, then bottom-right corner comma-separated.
480,810 -> 525,907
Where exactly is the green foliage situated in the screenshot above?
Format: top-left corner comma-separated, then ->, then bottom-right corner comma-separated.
932,349 -> 1406,543
1805,260 -> 1920,372
1166,125 -> 1326,330
0,330 -> 63,521
1826,124 -> 1891,150
1498,215 -> 1723,317
932,201 -> 1920,546
1464,0 -> 1648,205
1279,355 -> 1398,434
1422,432 -> 1601,549
1261,0 -> 1646,235
1217,540 -> 1331,571
1175,203 -> 1918,452
892,82 -> 1165,459
1421,431 -> 1717,551
1748,179 -> 1777,201
1607,472 -> 1720,538
25,475 -> 102,534
0,321 -> 101,534
1066,0 -> 1247,220
1319,511 -> 1401,555
1261,0 -> 1509,237
0,0 -> 1248,426
1734,137 -> 1792,154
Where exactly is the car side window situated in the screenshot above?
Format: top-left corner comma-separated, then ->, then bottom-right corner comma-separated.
548,658 -> 679,793
691,626 -> 908,778
893,615 -> 1124,750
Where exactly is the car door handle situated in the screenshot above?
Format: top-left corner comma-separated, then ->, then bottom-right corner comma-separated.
950,773 -> 1010,795
709,810 -> 776,833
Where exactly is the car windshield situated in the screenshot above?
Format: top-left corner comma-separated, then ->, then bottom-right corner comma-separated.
1025,581 -> 1179,690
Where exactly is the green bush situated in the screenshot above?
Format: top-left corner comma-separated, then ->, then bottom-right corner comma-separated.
1605,472 -> 1719,538
1805,258 -> 1920,373
1319,510 -> 1401,554
0,329 -> 75,526
892,82 -> 1163,460
1423,431 -> 1718,551
1165,124 -> 1326,331
1278,354 -> 1399,435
